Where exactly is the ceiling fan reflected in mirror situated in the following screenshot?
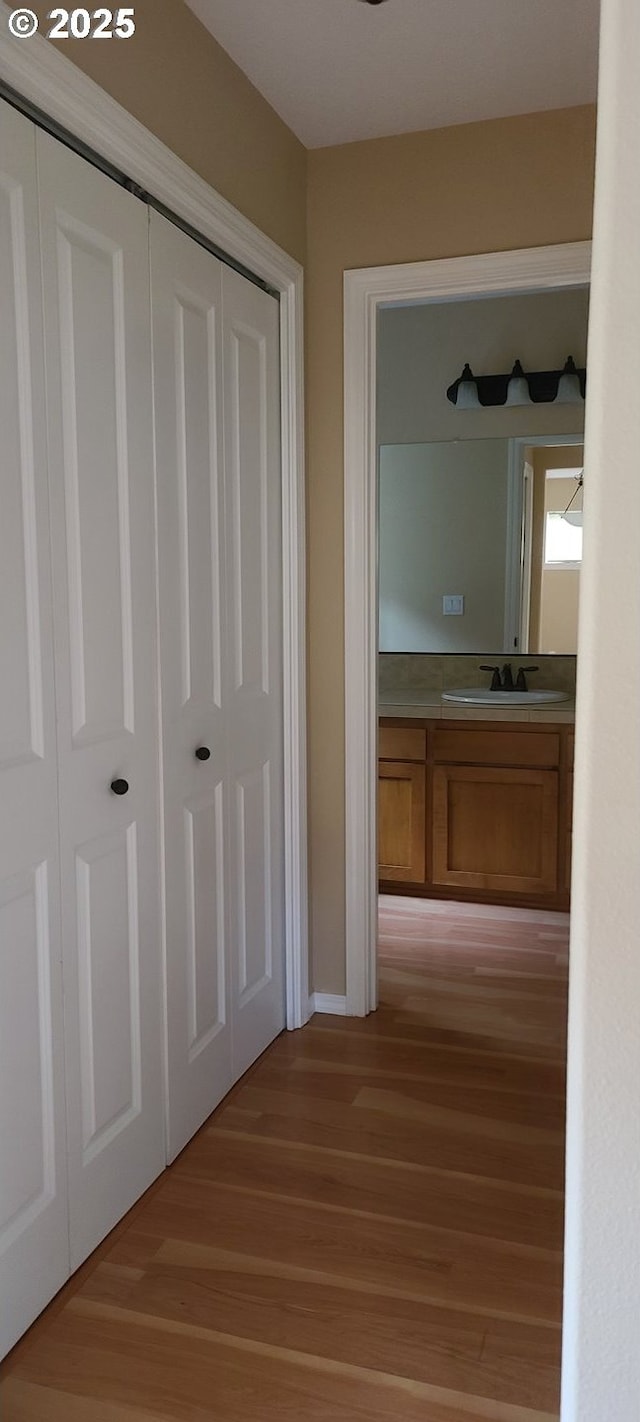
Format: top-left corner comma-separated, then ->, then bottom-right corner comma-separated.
563,471 -> 584,528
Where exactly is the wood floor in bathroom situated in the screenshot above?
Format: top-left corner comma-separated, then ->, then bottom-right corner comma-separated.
0,896 -> 569,1422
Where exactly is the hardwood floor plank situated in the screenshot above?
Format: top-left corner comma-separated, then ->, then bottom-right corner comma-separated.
215,1084 -> 565,1189
256,1057 -> 567,1124
1,896 -> 567,1420
127,1174 -> 563,1323
287,1026 -> 566,1093
177,1129 -> 565,1247
309,1012 -> 566,1062
129,1240 -> 561,1409
1,1382 -> 165,1422
12,1302 -> 558,1422
352,1086 -> 562,1143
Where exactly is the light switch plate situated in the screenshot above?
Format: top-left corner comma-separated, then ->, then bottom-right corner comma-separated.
443,595 -> 464,616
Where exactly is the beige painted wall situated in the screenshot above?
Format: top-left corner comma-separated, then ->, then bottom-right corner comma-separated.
307,106 -> 596,994
31,0 -> 306,261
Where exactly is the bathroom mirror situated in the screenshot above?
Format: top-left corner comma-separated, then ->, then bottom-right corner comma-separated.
378,436 -> 584,655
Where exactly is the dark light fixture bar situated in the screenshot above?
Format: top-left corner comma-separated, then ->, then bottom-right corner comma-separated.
447,356 -> 586,408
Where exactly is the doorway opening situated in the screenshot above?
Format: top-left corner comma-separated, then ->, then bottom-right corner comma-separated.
344,242 -> 590,1416
344,241 -> 590,1014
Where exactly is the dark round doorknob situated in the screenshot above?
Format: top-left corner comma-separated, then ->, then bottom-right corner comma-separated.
195,746 -> 211,762
110,778 -> 129,796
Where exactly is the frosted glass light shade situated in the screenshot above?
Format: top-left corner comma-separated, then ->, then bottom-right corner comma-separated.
556,357 -> 584,405
455,364 -> 480,409
505,361 -> 531,407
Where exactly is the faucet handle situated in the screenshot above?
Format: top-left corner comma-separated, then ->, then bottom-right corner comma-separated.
480,665 -> 502,691
516,665 -> 539,691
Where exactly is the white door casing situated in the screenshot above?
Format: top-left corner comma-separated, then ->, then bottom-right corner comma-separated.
151,212 -> 233,1160
37,130 -> 165,1268
222,265 -> 286,1078
0,102 -> 69,1359
343,243 -> 592,1016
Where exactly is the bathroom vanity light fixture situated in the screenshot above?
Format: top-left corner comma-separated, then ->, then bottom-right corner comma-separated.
447,356 -> 586,408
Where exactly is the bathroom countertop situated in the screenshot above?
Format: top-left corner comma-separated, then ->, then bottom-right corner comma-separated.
379,689 -> 576,723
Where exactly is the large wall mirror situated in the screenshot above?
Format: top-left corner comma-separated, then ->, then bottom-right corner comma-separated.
379,435 -> 584,655
376,284 -> 589,657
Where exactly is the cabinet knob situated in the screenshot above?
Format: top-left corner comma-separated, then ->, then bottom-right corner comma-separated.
110,778 -> 129,796
195,746 -> 211,761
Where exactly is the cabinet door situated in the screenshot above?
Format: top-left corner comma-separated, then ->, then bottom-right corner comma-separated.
0,103 -> 69,1359
222,267 -> 285,1081
150,212 -> 233,1162
38,131 -> 165,1269
378,761 -> 426,883
432,765 -> 558,896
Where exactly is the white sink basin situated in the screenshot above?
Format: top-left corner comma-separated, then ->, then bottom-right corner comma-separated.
442,688 -> 569,706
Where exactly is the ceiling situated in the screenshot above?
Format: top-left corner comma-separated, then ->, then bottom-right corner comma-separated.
185,0 -> 600,149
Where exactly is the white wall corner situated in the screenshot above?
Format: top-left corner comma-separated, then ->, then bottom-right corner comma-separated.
561,1 -> 640,1418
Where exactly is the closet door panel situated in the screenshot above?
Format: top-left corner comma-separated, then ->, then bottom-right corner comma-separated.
150,212 -> 232,1161
222,268 -> 285,1078
0,104 -> 69,1357
38,131 -> 164,1268
55,227 -> 135,745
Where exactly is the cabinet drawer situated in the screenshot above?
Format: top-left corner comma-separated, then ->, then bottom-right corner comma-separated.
433,728 -> 560,769
379,725 -> 426,762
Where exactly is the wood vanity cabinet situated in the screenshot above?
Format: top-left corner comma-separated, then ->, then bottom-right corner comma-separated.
378,718 -> 573,909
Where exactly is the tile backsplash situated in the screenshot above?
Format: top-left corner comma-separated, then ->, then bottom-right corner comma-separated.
379,653 -> 577,697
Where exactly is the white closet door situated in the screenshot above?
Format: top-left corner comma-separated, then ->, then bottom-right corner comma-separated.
37,131 -> 165,1267
150,212 -> 232,1161
222,267 -> 285,1079
0,104 -> 69,1359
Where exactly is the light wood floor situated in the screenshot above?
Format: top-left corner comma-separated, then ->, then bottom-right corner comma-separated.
1,896 -> 569,1421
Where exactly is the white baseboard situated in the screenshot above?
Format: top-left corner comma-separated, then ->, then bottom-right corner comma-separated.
308,993 -> 348,1017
